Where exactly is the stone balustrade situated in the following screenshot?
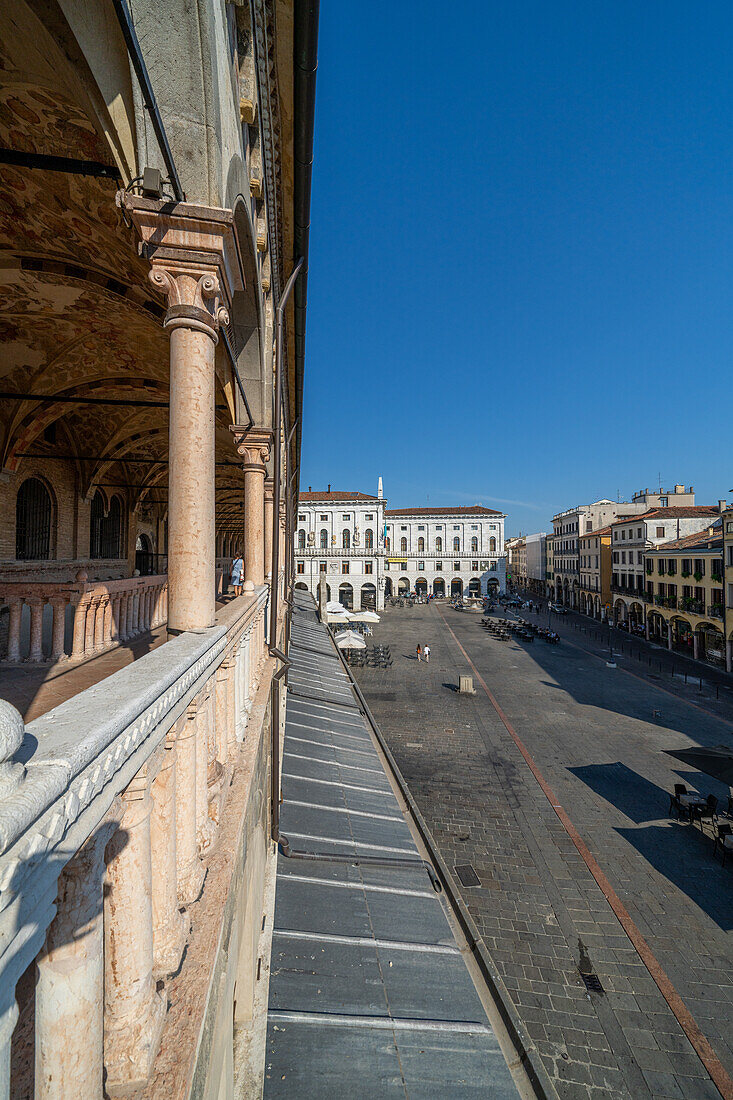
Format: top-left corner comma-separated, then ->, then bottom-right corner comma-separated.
0,585 -> 271,1099
0,573 -> 168,665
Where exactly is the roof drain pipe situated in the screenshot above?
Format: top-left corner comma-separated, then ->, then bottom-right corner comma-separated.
269,258 -> 304,843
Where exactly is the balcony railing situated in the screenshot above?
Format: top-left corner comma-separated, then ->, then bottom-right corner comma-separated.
0,585 -> 271,1096
294,547 -> 502,561
708,604 -> 724,620
295,546 -> 383,556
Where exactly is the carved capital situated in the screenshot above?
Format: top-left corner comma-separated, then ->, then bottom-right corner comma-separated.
230,426 -> 272,471
149,267 -> 229,342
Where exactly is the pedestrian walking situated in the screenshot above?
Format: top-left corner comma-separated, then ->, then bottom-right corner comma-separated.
230,551 -> 243,598
424,645 -> 431,663
416,644 -> 422,662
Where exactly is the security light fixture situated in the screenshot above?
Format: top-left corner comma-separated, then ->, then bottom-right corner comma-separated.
142,167 -> 164,198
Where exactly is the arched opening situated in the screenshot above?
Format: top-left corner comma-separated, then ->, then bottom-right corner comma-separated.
135,533 -> 154,576
417,537 -> 425,553
297,529 -> 306,548
339,582 -> 353,609
435,536 -> 442,552
433,578 -> 445,596
580,592 -> 587,615
471,537 -> 478,553
613,599 -> 626,626
16,476 -> 53,560
555,578 -> 562,603
628,602 -> 644,629
326,584 -> 332,601
400,537 -> 407,554
320,528 -> 328,548
697,624 -> 725,666
452,536 -> 460,551
672,616 -> 693,655
397,577 -> 410,595
295,581 -> 308,590
90,492 -> 123,559
489,536 -> 497,552
365,528 -> 373,549
385,536 -> 390,551
342,529 -> 351,549
468,577 -> 481,597
384,577 -> 393,598
450,578 -> 463,598
360,583 -> 376,609
415,577 -> 427,596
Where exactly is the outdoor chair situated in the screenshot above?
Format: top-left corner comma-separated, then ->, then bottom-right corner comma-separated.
669,784 -> 688,819
691,794 -> 718,830
714,823 -> 733,866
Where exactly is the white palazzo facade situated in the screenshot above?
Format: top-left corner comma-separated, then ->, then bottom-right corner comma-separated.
294,481 -> 506,609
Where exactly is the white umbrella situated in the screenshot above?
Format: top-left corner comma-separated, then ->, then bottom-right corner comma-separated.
350,610 -> 380,623
327,600 -> 346,612
334,630 -> 366,649
327,611 -> 353,624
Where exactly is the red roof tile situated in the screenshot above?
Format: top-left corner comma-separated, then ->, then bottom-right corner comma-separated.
385,505 -> 503,517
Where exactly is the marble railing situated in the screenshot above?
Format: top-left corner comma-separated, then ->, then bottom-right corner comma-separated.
0,585 -> 271,1098
0,572 -> 168,664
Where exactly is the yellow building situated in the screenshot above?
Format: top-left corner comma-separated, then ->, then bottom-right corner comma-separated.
645,522 -> 726,667
579,526 -> 612,620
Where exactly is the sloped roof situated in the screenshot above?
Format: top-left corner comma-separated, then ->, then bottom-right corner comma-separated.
299,491 -> 379,502
650,521 -> 722,552
386,505 -> 503,518
612,506 -> 719,524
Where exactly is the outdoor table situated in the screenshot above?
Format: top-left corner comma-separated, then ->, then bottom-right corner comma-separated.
679,794 -> 706,809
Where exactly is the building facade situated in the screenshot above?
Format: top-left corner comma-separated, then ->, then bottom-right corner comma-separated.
578,526 -> 612,619
0,2 -> 317,1097
294,484 -> 507,606
611,507 -> 720,629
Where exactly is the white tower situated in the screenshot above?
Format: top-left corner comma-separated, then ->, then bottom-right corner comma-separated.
378,476 -> 383,500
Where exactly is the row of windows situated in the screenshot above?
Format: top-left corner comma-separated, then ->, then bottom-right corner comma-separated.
612,550 -> 644,565
15,477 -> 124,561
297,529 -> 375,549
296,561 -> 375,575
645,557 -> 720,579
384,560 -> 499,572
296,531 -> 499,553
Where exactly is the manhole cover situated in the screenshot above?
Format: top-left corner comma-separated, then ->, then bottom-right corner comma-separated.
579,971 -> 604,994
445,728 -> 454,735
455,864 -> 481,888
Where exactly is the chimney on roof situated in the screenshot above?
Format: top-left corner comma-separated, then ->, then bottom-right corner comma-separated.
719,500 -> 726,513
378,476 -> 383,500
308,485 -> 311,492
327,483 -> 331,492
675,484 -> 684,493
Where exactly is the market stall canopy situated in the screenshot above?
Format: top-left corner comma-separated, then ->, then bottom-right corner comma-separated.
350,610 -> 380,623
334,630 -> 366,650
327,611 -> 353,624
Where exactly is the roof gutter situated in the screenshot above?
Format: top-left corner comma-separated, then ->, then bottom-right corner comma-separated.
292,0 -> 319,479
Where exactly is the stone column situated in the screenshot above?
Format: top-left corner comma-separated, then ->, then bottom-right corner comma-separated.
231,428 -> 272,590
693,632 -> 699,660
150,269 -> 227,635
264,478 -> 274,581
174,707 -> 206,904
84,596 -> 97,655
6,597 -> 22,662
104,755 -> 166,1094
151,728 -> 189,977
667,621 -> 673,650
26,597 -> 44,662
726,637 -> 732,674
71,599 -> 87,660
225,653 -> 238,758
195,682 -> 217,855
94,596 -> 107,652
35,816 -> 118,1099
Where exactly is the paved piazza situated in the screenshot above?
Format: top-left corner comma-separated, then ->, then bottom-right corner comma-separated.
352,602 -> 733,1100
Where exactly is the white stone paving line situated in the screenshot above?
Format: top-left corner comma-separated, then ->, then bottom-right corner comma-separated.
281,773 -> 392,796
267,1011 -> 492,1035
283,799 -> 403,823
287,735 -> 376,758
283,751 -> 385,777
286,720 -> 370,744
282,830 -> 416,857
272,928 -> 459,954
275,872 -> 434,900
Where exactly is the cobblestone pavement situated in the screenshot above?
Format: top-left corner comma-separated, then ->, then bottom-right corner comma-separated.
352,602 -> 733,1100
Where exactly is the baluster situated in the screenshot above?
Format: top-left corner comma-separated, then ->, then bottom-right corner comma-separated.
104,754 -> 166,1094
151,727 -> 189,976
212,661 -> 231,819
49,597 -> 67,661
71,598 -> 88,661
103,596 -> 114,649
26,597 -> 44,662
118,593 -> 129,641
195,681 -> 217,854
226,652 -> 238,759
174,707 -> 205,903
84,596 -> 97,656
94,596 -> 107,652
6,597 -> 22,662
35,815 -> 119,1099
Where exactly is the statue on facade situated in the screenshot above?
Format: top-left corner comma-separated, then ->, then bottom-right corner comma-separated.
307,530 -> 315,546
353,525 -> 360,545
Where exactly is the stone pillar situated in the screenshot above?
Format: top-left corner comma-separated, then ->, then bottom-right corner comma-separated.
645,617 -> 650,641
195,682 -> 217,855
693,632 -> 699,660
49,597 -> 66,661
35,817 -> 117,1099
94,596 -> 107,652
84,597 -> 97,655
151,729 -> 189,977
150,269 -> 226,635
225,653 -> 238,758
6,597 -> 22,662
264,478 -> 275,581
71,599 -> 87,660
231,429 -> 272,590
668,621 -> 673,651
26,597 -> 44,662
726,637 -> 732,674
174,708 -> 205,904
104,755 -> 166,1094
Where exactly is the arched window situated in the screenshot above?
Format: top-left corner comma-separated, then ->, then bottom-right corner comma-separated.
90,492 -> 123,559
417,536 -> 425,552
320,528 -> 328,548
342,529 -> 350,549
453,536 -> 460,552
385,536 -> 390,551
16,477 -> 52,560
298,529 -> 306,548
471,536 -> 478,552
365,528 -> 373,549
489,536 -> 497,552
400,536 -> 407,554
435,536 -> 442,552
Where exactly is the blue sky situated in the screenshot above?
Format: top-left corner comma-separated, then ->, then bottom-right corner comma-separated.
300,2 -> 732,535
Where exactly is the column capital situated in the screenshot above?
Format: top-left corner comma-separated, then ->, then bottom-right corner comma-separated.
230,426 -> 273,471
119,194 -> 244,341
